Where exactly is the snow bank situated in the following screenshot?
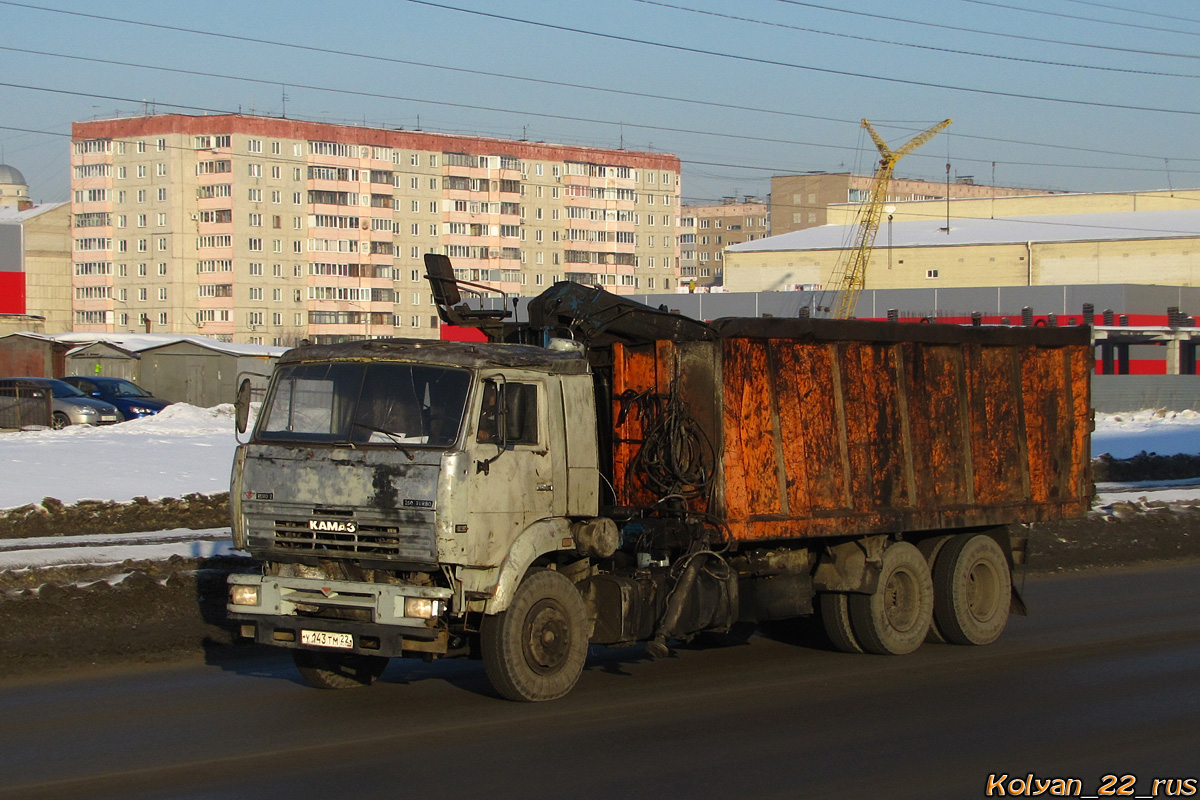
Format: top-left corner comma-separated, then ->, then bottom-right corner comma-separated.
1092,409 -> 1200,459
0,404 -> 239,509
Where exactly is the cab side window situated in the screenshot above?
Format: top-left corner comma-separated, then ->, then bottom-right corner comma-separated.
477,382 -> 539,446
503,384 -> 538,445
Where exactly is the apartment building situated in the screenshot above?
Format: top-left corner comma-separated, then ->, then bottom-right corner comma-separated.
69,114 -> 682,344
678,197 -> 768,288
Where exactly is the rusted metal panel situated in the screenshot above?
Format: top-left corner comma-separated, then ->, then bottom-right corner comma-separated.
842,341 -> 912,512
903,343 -> 973,510
605,317 -> 1091,545
610,342 -> 652,508
773,341 -> 853,516
1021,346 -> 1069,505
721,339 -> 783,520
1068,345 -> 1093,506
964,345 -> 1027,506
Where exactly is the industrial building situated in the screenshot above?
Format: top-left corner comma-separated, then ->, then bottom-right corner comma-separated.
0,164 -> 73,335
768,172 -> 1050,236
69,114 -> 683,345
724,205 -> 1200,296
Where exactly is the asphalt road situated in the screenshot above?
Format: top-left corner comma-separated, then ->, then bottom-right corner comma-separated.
0,562 -> 1197,800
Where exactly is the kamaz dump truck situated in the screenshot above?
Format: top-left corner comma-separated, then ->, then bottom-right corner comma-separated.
227,255 -> 1092,701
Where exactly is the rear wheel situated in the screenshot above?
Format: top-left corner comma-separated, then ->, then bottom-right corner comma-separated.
932,533 -> 1011,646
916,536 -> 953,644
818,592 -> 864,654
481,569 -> 588,702
51,412 -> 70,429
292,650 -> 388,689
849,542 -> 933,655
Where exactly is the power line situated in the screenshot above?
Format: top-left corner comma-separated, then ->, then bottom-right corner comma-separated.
401,0 -> 1200,115
772,0 -> 1200,60
6,73 -> 1200,182
956,0 -> 1200,36
1059,0 -> 1200,26
635,0 -> 1200,79
3,6 -> 1197,166
0,0 -> 863,130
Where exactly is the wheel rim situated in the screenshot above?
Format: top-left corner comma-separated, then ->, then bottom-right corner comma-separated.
883,568 -> 922,633
52,414 -> 68,429
965,560 -> 1000,622
522,598 -> 572,676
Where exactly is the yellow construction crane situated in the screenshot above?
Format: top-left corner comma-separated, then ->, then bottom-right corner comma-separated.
830,118 -> 952,319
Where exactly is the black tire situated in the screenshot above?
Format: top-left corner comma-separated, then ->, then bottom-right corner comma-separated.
916,536 -> 953,644
932,533 -> 1011,646
51,412 -> 70,430
481,569 -> 588,702
849,541 -> 933,655
818,592 -> 864,654
292,650 -> 388,689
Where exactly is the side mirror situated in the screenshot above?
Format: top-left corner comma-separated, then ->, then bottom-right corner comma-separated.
235,378 -> 252,434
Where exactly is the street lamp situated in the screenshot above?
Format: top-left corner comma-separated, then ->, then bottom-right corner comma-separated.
884,205 -> 896,270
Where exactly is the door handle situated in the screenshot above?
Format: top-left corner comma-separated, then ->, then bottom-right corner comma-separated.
536,484 -> 553,492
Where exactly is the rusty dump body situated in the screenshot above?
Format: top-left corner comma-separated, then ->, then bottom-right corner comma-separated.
601,316 -> 1092,544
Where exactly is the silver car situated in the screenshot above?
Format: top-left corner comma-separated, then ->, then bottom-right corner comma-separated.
0,377 -> 122,429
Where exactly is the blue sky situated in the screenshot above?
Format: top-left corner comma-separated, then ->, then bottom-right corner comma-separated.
2,0 -> 1199,205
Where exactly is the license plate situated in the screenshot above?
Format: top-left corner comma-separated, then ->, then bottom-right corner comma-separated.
300,630 -> 353,649
100,415 -> 118,422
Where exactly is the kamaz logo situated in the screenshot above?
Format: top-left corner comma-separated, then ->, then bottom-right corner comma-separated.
309,519 -> 357,533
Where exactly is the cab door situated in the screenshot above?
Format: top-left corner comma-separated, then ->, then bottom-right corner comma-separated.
466,374 -> 567,560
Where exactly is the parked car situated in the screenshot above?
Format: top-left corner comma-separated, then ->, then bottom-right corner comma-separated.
62,376 -> 173,421
0,378 -> 122,429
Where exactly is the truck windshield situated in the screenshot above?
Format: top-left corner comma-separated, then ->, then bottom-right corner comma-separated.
257,362 -> 470,447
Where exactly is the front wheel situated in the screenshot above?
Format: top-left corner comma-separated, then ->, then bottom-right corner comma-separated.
51,411 -> 70,429
292,650 -> 388,689
481,569 -> 588,702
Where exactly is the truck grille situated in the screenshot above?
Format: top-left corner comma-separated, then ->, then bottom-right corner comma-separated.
266,518 -> 435,562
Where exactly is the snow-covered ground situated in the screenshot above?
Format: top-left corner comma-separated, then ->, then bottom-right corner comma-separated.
1,404 -> 1199,569
1092,409 -> 1200,460
0,403 -> 240,509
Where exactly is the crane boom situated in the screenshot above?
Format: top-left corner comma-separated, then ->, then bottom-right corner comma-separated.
830,118 -> 952,319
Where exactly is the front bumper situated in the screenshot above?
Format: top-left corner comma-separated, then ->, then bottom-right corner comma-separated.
229,614 -> 447,658
227,574 -> 453,658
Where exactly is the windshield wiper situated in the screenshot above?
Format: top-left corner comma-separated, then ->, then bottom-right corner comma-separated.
350,422 -> 416,461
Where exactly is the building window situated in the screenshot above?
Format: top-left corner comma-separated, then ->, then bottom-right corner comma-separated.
926,269 -> 939,279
